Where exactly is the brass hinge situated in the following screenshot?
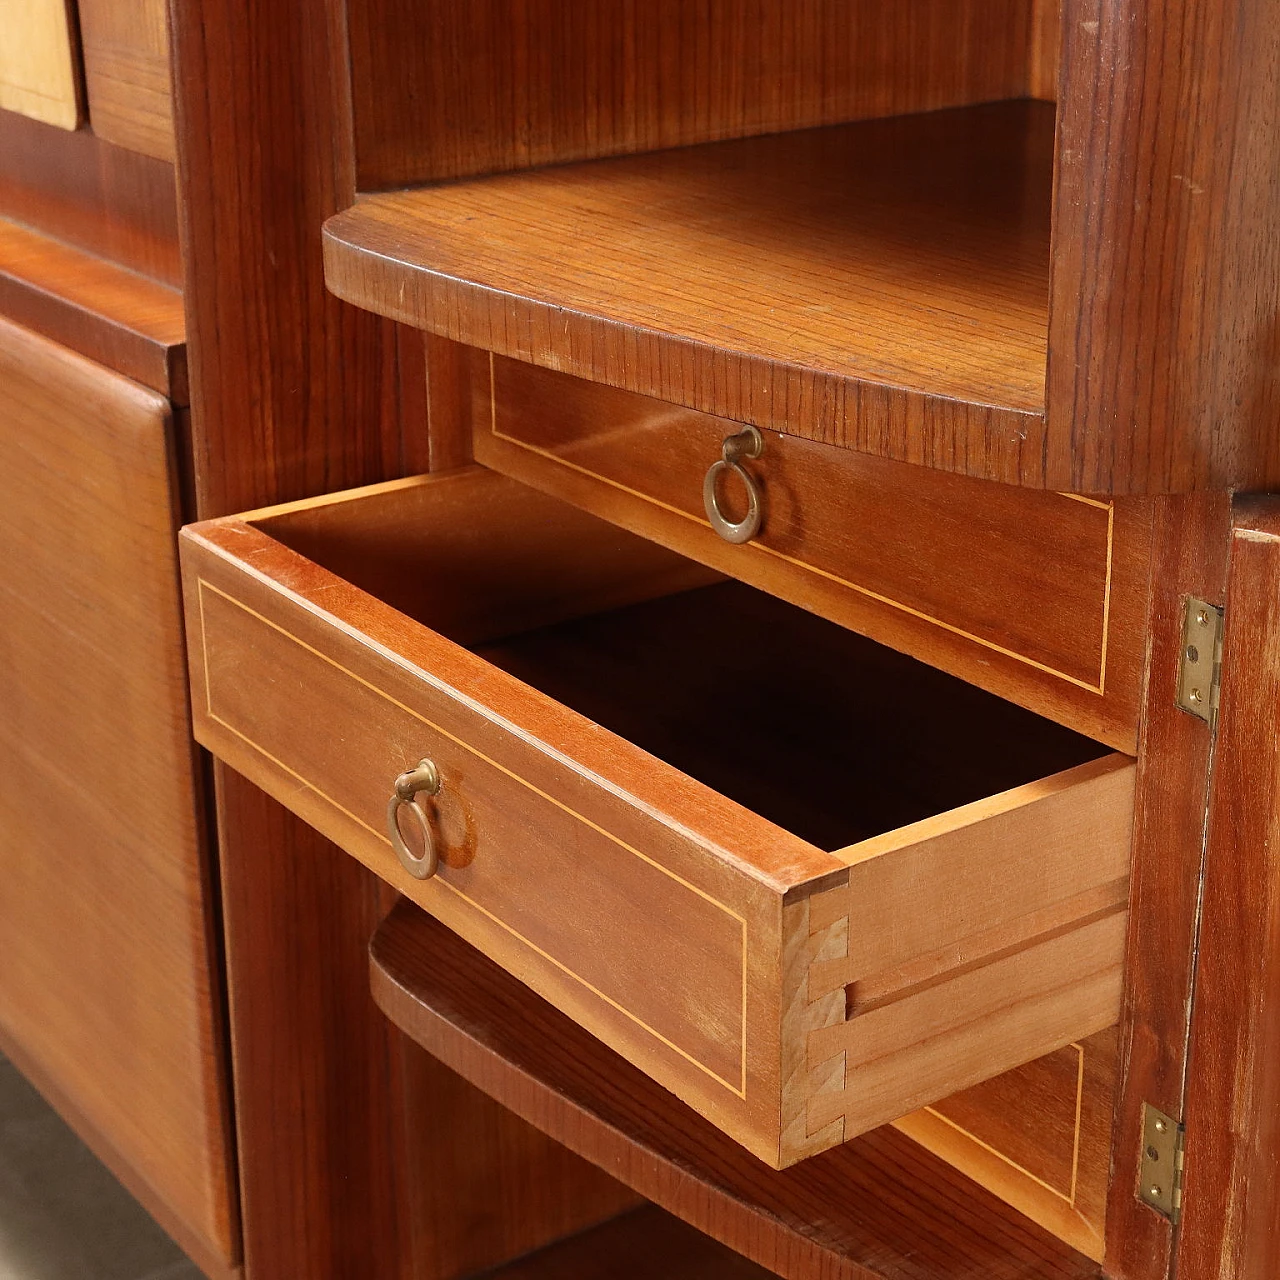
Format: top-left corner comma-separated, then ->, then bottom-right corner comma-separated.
1140,1104 -> 1186,1223
1176,597 -> 1224,727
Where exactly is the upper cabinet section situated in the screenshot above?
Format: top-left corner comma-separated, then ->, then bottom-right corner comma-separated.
325,0 -> 1280,495
345,0 -> 1057,188
0,0 -> 82,129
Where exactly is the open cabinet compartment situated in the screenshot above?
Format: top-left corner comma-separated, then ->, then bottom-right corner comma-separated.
327,0 -> 1066,486
180,465 -> 1132,1169
371,901 -> 1106,1280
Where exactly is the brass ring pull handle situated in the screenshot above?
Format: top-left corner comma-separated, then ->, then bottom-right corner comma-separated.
387,758 -> 442,880
703,426 -> 764,544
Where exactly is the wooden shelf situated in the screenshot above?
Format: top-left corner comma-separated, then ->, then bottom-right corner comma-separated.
324,100 -> 1053,475
371,902 -> 1100,1280
487,1205 -> 774,1279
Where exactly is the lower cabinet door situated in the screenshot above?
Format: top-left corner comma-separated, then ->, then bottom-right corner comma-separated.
0,317 -> 237,1272
181,464 -> 1134,1171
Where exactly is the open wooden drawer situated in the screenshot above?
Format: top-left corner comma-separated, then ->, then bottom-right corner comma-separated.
180,466 -> 1134,1169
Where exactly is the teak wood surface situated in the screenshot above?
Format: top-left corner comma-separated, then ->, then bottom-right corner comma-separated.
1175,500 -> 1280,1280
0,105 -> 181,287
1048,0 -> 1280,494
325,101 -> 1056,483
180,466 -> 1136,1169
347,0 -> 1055,188
168,0 -> 647,1270
371,901 -> 1103,1280
0,215 -> 187,401
0,316 -> 237,1275
476,355 -> 1153,753
892,1029 -> 1116,1260
162,0 -> 1280,1271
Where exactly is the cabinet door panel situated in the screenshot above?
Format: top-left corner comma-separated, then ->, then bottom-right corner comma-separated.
0,316 -> 237,1272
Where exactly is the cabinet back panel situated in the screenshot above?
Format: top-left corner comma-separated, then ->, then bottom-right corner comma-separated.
350,0 -> 1057,189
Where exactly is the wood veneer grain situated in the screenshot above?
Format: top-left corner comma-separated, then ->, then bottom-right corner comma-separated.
325,100 -> 1055,483
181,466 -> 1133,1170
1048,0 -> 1280,493
0,215 -> 186,399
0,315 -> 236,1269
0,106 -> 180,285
372,902 -> 1103,1280
78,0 -> 175,162
477,355 -> 1153,753
169,7 -> 637,1268
1175,500 -> 1280,1280
347,0 -> 1047,187
1101,495 -> 1231,1280
894,1030 -> 1116,1262
171,0 -> 399,520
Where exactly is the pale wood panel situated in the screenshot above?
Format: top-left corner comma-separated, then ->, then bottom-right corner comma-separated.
77,0 -> 174,161
477,356 -> 1153,753
796,758 -> 1131,1150
348,0 -> 1044,187
0,0 -> 80,129
0,317 -> 236,1267
895,1029 -> 1116,1262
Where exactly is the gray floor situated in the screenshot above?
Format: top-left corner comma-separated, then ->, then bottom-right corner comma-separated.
0,1057 -> 200,1280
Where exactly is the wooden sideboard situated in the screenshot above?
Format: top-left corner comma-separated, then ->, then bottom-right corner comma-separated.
0,104 -> 236,1278
3,0 -> 1279,1277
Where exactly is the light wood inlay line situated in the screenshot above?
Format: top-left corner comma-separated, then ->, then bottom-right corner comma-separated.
917,1042 -> 1087,1206
196,577 -> 751,1096
487,356 -> 1115,695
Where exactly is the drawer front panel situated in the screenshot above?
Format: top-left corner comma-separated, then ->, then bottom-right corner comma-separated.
475,355 -> 1153,752
197,575 -> 748,1092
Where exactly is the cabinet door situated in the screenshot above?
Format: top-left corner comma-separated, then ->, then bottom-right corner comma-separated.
0,0 -> 80,128
0,316 -> 237,1273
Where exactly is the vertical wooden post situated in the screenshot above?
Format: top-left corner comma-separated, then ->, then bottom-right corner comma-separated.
170,3 -> 633,1273
1175,498 -> 1280,1280
1103,496 -> 1230,1279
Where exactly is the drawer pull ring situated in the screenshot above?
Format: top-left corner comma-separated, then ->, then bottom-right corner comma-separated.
387,759 -> 442,880
703,426 -> 764,544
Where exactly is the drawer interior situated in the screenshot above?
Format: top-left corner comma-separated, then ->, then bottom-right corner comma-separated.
262,470 -> 1108,855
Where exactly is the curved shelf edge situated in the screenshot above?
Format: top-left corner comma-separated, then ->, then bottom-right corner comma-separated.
370,901 -> 1101,1280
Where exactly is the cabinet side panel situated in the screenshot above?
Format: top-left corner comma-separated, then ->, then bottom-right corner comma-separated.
1049,0 -> 1280,493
